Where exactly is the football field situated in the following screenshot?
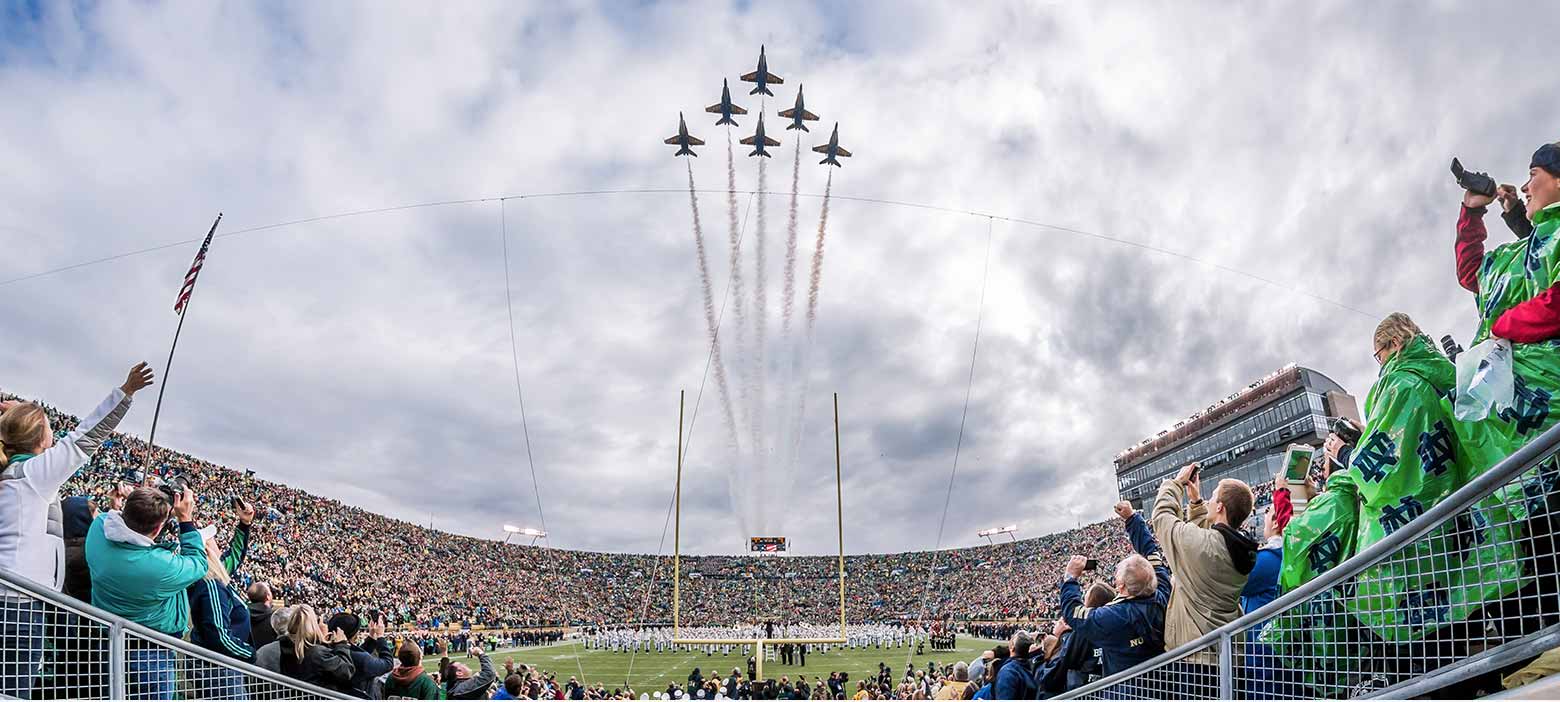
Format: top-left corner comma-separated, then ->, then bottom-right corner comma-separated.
435,637 -> 1005,694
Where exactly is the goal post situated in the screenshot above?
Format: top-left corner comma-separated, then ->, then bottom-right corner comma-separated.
671,391 -> 847,681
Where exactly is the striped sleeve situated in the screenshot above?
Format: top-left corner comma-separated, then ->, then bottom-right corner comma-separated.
209,585 -> 254,660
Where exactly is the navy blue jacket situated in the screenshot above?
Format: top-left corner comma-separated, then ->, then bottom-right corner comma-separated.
1239,541 -> 1283,616
188,524 -> 254,662
345,637 -> 395,698
994,652 -> 1034,700
1059,513 -> 1171,676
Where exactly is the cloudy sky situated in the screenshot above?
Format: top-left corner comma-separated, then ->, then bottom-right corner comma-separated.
3,0 -> 1557,556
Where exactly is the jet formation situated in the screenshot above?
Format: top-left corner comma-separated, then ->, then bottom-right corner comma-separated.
666,46 -> 850,167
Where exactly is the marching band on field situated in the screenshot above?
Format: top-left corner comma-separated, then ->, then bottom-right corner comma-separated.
581,623 -> 926,655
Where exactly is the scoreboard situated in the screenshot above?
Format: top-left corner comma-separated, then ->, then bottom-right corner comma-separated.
749,536 -> 788,553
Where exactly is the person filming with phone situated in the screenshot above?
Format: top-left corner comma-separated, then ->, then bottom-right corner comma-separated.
1151,461 -> 1257,668
1057,500 -> 1171,677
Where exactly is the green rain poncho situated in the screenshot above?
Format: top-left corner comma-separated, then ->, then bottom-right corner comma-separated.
1278,471 -> 1360,592
1342,335 -> 1519,643
1470,203 -> 1560,451
1263,336 -> 1522,691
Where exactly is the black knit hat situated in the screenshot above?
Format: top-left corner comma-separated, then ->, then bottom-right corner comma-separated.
1531,143 -> 1560,178
326,612 -> 360,639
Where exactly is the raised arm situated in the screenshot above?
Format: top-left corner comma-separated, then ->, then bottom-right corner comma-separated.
1456,204 -> 1490,293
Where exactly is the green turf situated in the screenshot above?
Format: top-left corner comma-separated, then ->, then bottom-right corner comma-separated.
436,637 -> 1004,694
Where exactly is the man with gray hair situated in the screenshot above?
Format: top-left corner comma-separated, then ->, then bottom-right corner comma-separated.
1058,501 -> 1172,676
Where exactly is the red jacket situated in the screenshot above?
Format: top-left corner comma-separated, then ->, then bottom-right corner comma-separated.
1271,488 -> 1293,534
1456,205 -> 1560,343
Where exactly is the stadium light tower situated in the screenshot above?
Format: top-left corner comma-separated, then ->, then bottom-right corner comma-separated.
502,524 -> 547,546
976,524 -> 1018,544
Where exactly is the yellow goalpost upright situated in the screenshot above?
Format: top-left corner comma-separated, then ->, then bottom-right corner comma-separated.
671,391 -> 848,682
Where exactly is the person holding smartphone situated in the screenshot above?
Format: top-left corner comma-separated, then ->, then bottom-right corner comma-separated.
1149,461 -> 1257,675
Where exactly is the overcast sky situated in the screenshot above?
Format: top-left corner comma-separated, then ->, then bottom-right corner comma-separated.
3,0 -> 1557,556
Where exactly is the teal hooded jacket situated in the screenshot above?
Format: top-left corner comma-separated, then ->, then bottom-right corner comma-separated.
84,511 -> 207,636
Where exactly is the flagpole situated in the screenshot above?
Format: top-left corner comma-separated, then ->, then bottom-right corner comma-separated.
145,212 -> 221,465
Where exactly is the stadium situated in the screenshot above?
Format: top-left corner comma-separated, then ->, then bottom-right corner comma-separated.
7,3 -> 1560,701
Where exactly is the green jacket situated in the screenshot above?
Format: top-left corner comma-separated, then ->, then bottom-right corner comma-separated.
84,512 -> 207,636
383,670 -> 442,700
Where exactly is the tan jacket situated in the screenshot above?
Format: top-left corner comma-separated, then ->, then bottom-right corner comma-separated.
1150,479 -> 1253,662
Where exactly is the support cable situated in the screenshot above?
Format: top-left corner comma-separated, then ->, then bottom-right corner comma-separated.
907,217 -> 995,666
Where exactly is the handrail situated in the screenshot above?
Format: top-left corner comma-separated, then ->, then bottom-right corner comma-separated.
0,565 -> 352,700
1059,418 -> 1560,699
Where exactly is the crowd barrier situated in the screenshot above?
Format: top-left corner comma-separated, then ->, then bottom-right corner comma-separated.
1058,420 -> 1560,700
0,567 -> 349,700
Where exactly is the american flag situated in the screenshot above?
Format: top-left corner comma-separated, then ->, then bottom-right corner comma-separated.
173,213 -> 222,314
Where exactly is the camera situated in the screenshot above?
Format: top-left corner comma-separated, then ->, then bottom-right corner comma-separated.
148,473 -> 193,504
1327,416 -> 1362,445
1452,158 -> 1497,198
1441,334 -> 1465,362
1083,558 -> 1098,572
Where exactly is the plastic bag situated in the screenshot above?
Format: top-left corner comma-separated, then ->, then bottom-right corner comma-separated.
1455,338 -> 1515,421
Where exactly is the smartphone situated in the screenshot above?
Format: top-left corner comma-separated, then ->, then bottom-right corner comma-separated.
1083,558 -> 1099,572
1282,444 -> 1313,482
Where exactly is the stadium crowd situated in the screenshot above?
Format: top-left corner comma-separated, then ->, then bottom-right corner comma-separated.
3,144 -> 1560,698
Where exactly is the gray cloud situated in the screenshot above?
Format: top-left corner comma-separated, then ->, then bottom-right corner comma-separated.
3,0 -> 1556,557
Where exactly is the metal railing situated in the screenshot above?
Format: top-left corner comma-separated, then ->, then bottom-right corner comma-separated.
0,567 -> 350,700
1060,420 -> 1560,700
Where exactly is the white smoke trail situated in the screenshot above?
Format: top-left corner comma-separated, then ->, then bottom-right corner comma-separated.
686,161 -> 741,460
790,170 -> 834,471
777,139 -> 803,522
724,130 -> 752,534
752,156 -> 769,534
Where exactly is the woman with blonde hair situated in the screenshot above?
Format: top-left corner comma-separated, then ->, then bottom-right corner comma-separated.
0,363 -> 153,700
269,604 -> 355,690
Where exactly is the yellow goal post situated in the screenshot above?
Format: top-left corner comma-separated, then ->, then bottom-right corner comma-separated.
671,391 -> 847,682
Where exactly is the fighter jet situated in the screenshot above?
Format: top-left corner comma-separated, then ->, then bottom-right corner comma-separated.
740,45 -> 784,97
705,79 -> 748,127
777,85 -> 820,132
740,112 -> 782,158
664,112 -> 705,157
812,123 -> 852,167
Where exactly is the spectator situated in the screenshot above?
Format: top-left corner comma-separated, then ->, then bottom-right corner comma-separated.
1455,142 -> 1560,351
445,644 -> 496,699
269,604 -> 355,689
247,581 -> 281,649
494,673 -> 525,700
326,611 -> 393,698
382,641 -> 440,700
187,505 -> 257,698
85,486 -> 206,699
1060,502 -> 1171,676
254,605 -> 294,671
1036,582 -> 1111,695
1150,461 -> 1257,659
965,650 -> 990,692
931,661 -> 970,700
0,364 -> 149,700
969,648 -> 1004,700
993,630 -> 1034,700
1240,506 -> 1283,618
0,364 -> 150,590
1343,316 -> 1516,641
59,496 -> 96,603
